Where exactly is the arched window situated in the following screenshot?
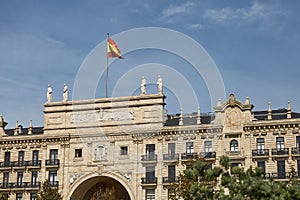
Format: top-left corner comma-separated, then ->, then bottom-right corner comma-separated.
230,140 -> 239,152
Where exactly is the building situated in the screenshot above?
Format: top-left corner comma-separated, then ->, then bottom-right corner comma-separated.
1,79 -> 300,200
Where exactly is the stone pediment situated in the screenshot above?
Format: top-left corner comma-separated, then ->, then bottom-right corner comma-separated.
214,94 -> 254,112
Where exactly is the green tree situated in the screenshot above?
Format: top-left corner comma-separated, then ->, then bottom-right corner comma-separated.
0,193 -> 8,200
38,180 -> 62,200
170,156 -> 300,200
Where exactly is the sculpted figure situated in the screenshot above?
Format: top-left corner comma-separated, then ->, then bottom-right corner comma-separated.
141,76 -> 146,95
47,84 -> 52,102
63,83 -> 68,101
157,75 -> 163,94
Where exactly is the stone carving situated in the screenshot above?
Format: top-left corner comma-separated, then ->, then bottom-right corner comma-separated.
70,173 -> 81,184
141,76 -> 146,95
157,75 -> 163,94
225,107 -> 241,130
94,145 -> 107,161
47,84 -> 52,102
70,110 -> 134,123
63,83 -> 68,102
120,172 -> 132,182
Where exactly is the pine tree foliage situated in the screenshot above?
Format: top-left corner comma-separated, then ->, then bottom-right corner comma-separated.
170,156 -> 300,200
37,180 -> 62,200
0,193 -> 8,200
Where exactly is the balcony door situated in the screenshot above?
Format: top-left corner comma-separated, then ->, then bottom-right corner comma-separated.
50,149 -> 58,161
4,152 -> 10,165
168,165 -> 176,182
296,136 -> 300,152
146,166 -> 155,182
146,144 -> 155,158
277,160 -> 285,179
257,138 -> 265,155
168,143 -> 175,159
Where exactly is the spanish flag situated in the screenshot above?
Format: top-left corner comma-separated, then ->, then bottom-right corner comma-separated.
107,36 -> 124,59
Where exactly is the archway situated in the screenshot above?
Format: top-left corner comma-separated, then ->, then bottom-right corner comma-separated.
69,174 -> 133,200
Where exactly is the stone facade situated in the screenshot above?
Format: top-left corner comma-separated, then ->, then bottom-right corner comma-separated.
1,86 -> 300,199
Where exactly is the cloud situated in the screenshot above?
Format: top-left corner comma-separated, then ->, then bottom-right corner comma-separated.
188,23 -> 205,30
203,1 -> 286,23
155,1 -> 196,23
161,1 -> 195,18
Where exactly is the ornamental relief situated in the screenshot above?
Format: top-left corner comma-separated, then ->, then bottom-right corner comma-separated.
225,107 -> 242,131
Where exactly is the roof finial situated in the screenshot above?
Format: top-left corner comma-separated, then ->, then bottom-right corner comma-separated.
217,99 -> 222,107
287,101 -> 291,119
28,120 -> 33,135
179,108 -> 183,126
157,75 -> 163,94
197,107 -> 201,125
14,120 -> 19,135
245,96 -> 250,105
267,102 -> 272,120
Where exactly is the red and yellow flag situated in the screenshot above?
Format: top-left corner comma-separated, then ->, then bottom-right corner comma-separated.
107,36 -> 124,59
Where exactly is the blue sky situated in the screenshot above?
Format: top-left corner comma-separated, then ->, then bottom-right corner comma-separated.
1,0 -> 300,128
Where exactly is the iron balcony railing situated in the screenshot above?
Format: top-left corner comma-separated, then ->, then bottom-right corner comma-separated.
181,153 -> 198,160
263,172 -> 291,179
163,154 -> 179,161
0,182 -> 40,189
0,160 -> 41,168
291,147 -> 300,154
141,154 -> 157,162
199,152 -> 216,159
162,176 -> 178,183
49,181 -> 59,187
141,177 -> 157,184
46,159 -> 60,166
271,148 -> 289,155
252,149 -> 269,157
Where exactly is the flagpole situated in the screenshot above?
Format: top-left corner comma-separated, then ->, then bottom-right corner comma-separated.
106,33 -> 109,98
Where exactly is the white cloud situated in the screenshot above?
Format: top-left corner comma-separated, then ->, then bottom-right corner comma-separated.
189,23 -> 205,30
203,1 -> 286,23
161,1 -> 195,18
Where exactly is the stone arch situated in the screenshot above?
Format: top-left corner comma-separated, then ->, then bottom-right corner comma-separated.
66,172 -> 135,200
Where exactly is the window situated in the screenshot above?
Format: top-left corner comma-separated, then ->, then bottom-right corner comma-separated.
277,160 -> 285,179
17,172 -> 23,186
230,140 -> 238,151
297,136 -> 300,153
31,171 -> 38,186
257,161 -> 266,174
49,170 -> 57,186
18,151 -> 25,166
168,143 -> 175,156
257,138 -> 265,154
146,189 -> 155,200
204,141 -> 212,152
120,146 -> 128,155
3,172 -> 9,187
168,165 -> 176,182
146,166 -> 155,182
276,137 -> 284,150
146,144 -> 155,155
32,150 -> 39,165
50,149 -> 58,160
30,193 -> 37,200
4,152 -> 10,166
75,149 -> 82,158
298,160 -> 300,178
186,142 -> 194,154
16,193 -> 22,200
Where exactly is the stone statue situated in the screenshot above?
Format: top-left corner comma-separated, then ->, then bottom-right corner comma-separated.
141,76 -> 146,95
63,83 -> 68,102
157,75 -> 163,94
47,84 -> 52,102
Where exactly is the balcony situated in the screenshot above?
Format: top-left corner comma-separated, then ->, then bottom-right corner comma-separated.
0,162 -> 13,170
252,149 -> 269,159
181,153 -> 198,161
0,182 -> 40,190
163,154 -> 179,164
291,148 -> 300,158
264,172 -> 290,180
162,177 -> 178,185
46,159 -> 60,168
141,154 -> 157,164
141,177 -> 157,186
12,161 -> 26,169
271,148 -> 289,158
225,151 -> 244,161
199,152 -> 216,160
49,181 -> 59,187
26,160 -> 42,169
